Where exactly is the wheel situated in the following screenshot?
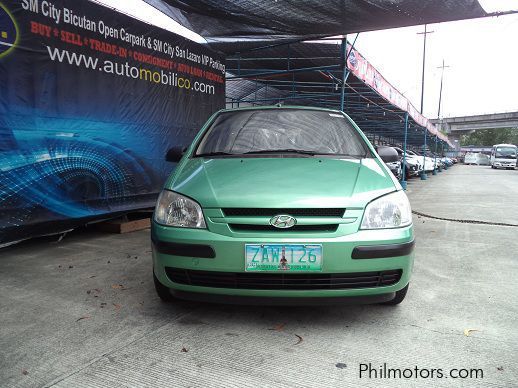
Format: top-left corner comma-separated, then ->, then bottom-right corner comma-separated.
381,284 -> 409,305
153,270 -> 174,302
491,165 -> 495,169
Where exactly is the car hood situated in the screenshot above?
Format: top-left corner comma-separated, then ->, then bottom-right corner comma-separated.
168,157 -> 396,208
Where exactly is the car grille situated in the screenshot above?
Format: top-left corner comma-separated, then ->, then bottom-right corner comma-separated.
229,224 -> 338,233
222,208 -> 345,217
165,268 -> 402,290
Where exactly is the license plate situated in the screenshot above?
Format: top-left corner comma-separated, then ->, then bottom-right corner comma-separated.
245,244 -> 322,272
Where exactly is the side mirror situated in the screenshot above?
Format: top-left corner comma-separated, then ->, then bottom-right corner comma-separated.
376,146 -> 399,163
165,146 -> 186,163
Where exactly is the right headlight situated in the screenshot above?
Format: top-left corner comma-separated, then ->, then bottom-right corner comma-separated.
154,190 -> 206,228
360,191 -> 412,230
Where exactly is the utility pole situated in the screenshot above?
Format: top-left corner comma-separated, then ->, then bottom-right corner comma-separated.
417,25 -> 434,180
433,60 -> 450,175
435,60 -> 451,166
437,59 -> 450,119
417,25 -> 434,114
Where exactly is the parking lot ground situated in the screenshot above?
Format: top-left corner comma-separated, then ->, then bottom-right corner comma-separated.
1,165 -> 517,388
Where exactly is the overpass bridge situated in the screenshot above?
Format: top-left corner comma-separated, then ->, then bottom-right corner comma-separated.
431,111 -> 518,133
431,111 -> 518,150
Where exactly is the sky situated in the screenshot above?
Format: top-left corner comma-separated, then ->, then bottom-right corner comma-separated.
95,0 -> 518,119
354,12 -> 518,119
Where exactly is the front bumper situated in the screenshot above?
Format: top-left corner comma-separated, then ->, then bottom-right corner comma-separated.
405,164 -> 421,176
152,222 -> 414,301
494,161 -> 516,168
166,289 -> 396,305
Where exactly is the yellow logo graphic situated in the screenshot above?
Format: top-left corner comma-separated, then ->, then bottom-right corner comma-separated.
0,2 -> 19,58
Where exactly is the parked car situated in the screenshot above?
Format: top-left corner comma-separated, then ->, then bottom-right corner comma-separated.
464,153 -> 475,164
423,152 -> 438,170
441,157 -> 454,167
384,158 -> 402,180
412,151 -> 435,172
152,107 -> 414,305
425,153 -> 451,170
393,147 -> 422,178
404,150 -> 426,173
465,152 -> 490,166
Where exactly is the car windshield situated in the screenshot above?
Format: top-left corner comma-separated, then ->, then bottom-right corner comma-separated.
495,147 -> 517,159
194,109 -> 370,157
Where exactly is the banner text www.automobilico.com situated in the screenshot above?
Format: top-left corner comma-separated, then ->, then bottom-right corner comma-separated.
22,0 -> 225,95
45,45 -> 219,95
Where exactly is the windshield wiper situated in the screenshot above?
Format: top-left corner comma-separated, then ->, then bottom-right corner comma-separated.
244,149 -> 367,158
195,151 -> 235,157
195,150 -> 317,157
196,149 -> 364,158
242,149 -> 318,156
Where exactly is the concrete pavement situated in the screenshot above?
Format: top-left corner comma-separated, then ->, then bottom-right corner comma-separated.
1,164 -> 517,387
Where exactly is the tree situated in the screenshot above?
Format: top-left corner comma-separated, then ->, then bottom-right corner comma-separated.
461,128 -> 518,146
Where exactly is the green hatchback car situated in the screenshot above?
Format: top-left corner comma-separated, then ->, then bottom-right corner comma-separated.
152,106 -> 414,305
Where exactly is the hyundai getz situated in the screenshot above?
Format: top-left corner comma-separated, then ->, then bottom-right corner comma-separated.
152,106 -> 414,305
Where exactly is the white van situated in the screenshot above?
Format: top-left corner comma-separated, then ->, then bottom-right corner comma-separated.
465,152 -> 490,166
490,144 -> 517,169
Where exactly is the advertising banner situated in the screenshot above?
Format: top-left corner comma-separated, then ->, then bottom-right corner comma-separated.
0,0 -> 225,244
346,43 -> 407,113
346,43 -> 450,144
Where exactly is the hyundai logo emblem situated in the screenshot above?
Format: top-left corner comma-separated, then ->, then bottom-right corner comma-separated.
269,214 -> 297,229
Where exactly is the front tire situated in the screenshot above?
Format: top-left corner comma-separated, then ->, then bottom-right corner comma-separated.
381,284 -> 409,305
154,270 -> 174,302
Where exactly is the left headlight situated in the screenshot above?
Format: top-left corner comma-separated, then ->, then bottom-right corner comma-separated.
154,190 -> 206,228
360,191 -> 412,230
